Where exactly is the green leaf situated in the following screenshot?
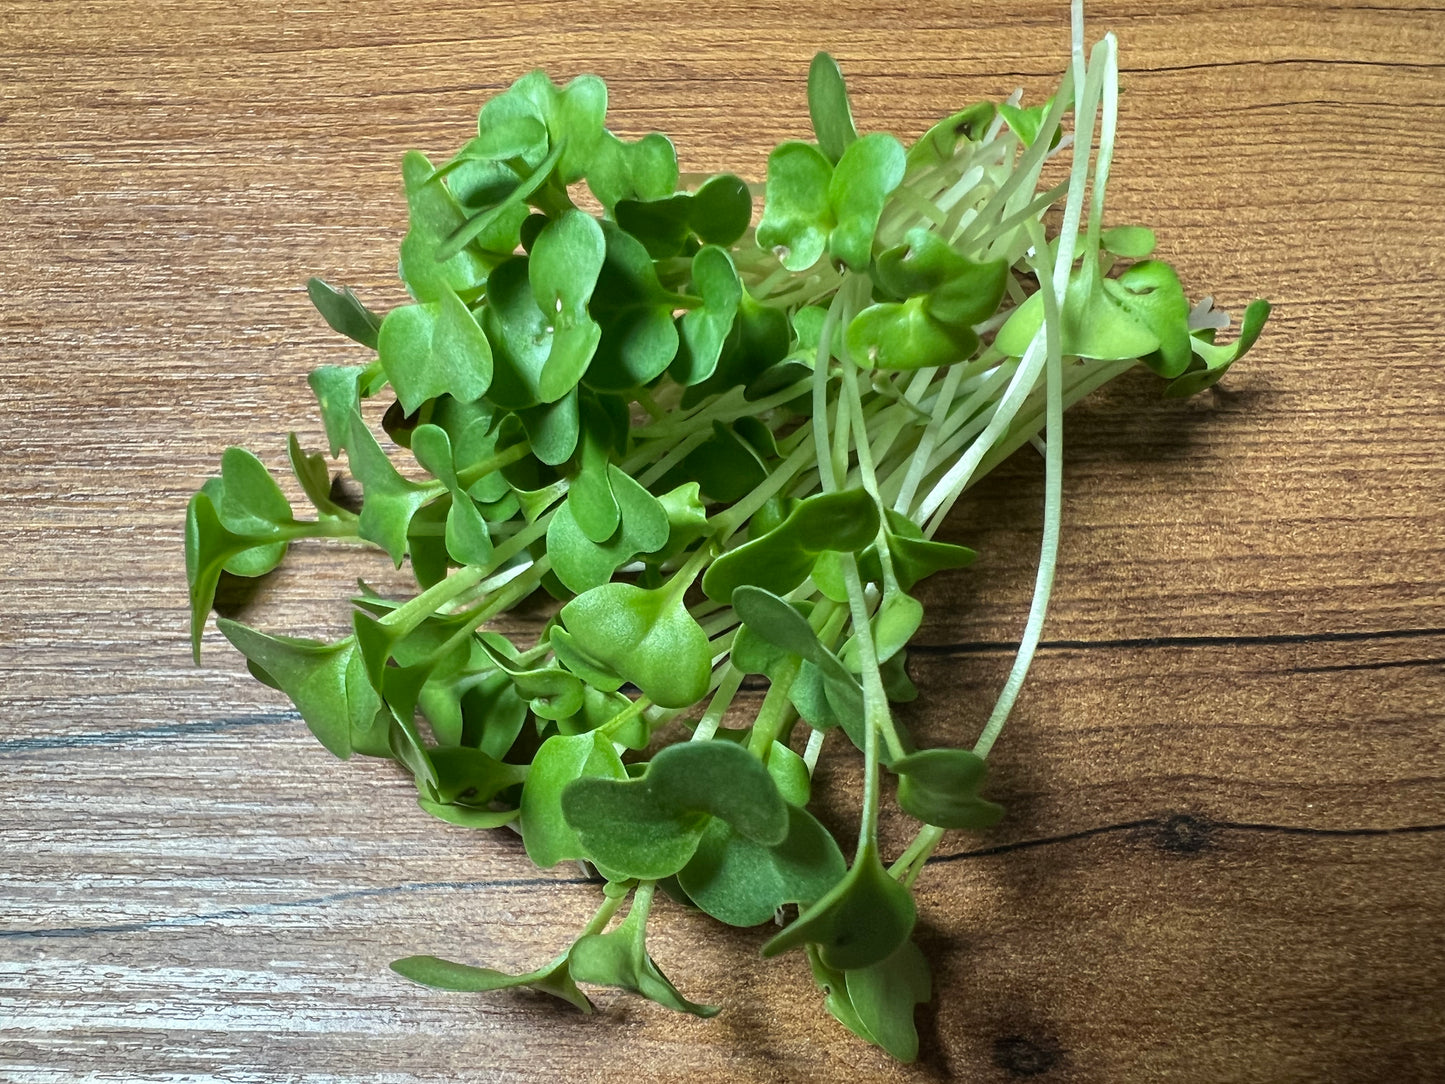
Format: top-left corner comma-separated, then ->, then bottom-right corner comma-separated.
767,740 -> 812,807
890,748 -> 1004,830
866,508 -> 976,592
376,285 -> 493,415
755,141 -> 834,271
873,227 -> 1008,327
530,210 -> 606,401
905,102 -> 996,171
565,409 -> 619,543
1165,299 -> 1271,397
1104,260 -> 1192,378
476,632 -> 585,721
287,434 -> 349,519
562,740 -> 789,880
398,150 -> 493,302
568,893 -> 718,1017
844,939 -> 931,1063
559,580 -> 712,708
998,98 -> 1058,148
425,745 -> 528,806
519,730 -> 627,868
1101,225 -> 1156,258
671,419 -> 770,504
761,840 -> 916,971
586,130 -> 679,211
702,488 -> 879,602
584,222 -> 680,390
847,296 -> 978,370
307,278 -> 382,349
731,586 -> 864,747
672,245 -> 743,387
678,804 -> 846,927
827,132 -> 906,271
808,52 -> 858,165
214,447 -> 292,532
347,412 -> 437,566
689,173 -> 752,246
416,800 -> 520,830
436,139 -> 565,262
185,489 -> 280,658
994,259 -> 1161,362
547,74 -> 609,183
516,389 -> 581,466
548,464 -> 671,594
216,622 -> 378,759
392,953 -> 592,1013
307,365 -> 365,458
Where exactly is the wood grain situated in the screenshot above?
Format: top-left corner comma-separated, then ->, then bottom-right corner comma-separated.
3,0 -> 1443,1081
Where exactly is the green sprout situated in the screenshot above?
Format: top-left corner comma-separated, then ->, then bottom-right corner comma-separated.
185,0 -> 1270,1062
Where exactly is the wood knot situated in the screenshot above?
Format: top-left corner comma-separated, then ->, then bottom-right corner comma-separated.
1154,812 -> 1216,854
992,1035 -> 1063,1077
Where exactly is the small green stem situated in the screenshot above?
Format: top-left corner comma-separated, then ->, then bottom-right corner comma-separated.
746,654 -> 801,759
455,440 -> 531,490
692,665 -> 744,742
580,888 -> 629,936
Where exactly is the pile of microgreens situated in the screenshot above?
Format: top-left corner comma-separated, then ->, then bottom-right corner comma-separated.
186,2 -> 1268,1061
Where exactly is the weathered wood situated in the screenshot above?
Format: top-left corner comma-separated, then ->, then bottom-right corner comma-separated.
3,0 -> 1444,1080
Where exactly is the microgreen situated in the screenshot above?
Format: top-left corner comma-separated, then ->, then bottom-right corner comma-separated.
185,0 -> 1270,1061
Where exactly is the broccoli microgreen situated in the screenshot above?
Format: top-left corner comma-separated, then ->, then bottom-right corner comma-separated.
185,0 -> 1270,1061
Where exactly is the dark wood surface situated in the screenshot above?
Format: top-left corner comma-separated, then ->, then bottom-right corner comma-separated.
3,1 -> 1443,1080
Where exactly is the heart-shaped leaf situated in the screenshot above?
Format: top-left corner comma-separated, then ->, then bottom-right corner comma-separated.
586,130 -> 679,211
672,246 -> 743,387
678,804 -> 846,927
559,579 -> 711,708
397,151 -> 494,302
519,730 -> 627,868
844,939 -> 931,1063
761,840 -> 916,971
217,622 -> 379,759
562,740 -> 789,880
702,488 -> 879,602
755,142 -> 834,271
847,296 -> 979,370
1104,260 -> 1193,378
890,748 -> 1004,829
827,132 -> 906,271
584,222 -> 681,390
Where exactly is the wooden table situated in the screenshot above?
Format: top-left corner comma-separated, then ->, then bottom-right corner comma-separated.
4,1 -> 1443,1080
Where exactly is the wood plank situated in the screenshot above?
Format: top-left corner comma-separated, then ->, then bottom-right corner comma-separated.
3,0 -> 1443,1079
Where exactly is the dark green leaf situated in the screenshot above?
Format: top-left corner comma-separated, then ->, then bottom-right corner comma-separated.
808,52 -> 858,165
890,748 -> 1004,829
307,278 -> 382,349
562,740 -> 789,880
761,840 -> 916,971
519,730 -> 627,868
678,804 -> 845,927
702,488 -> 879,602
568,895 -> 718,1017
392,953 -> 592,1013
216,621 -> 378,759
844,939 -> 931,1062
